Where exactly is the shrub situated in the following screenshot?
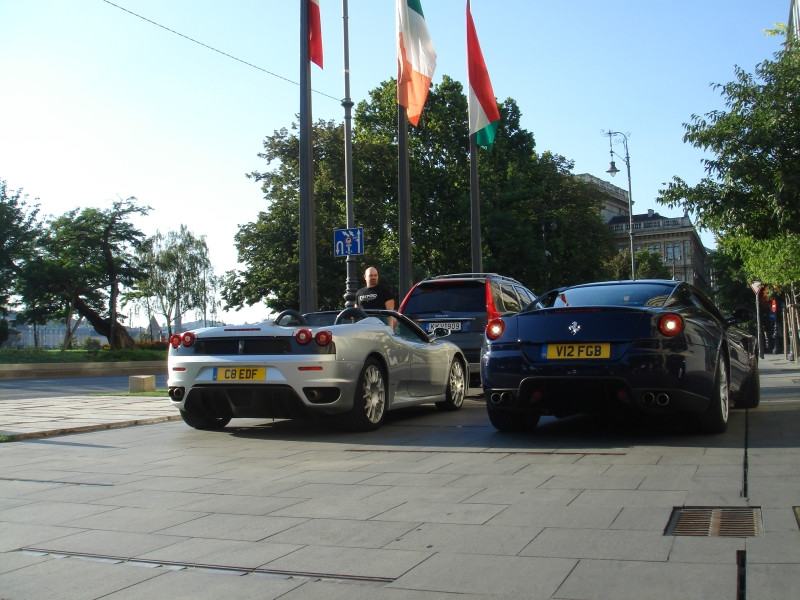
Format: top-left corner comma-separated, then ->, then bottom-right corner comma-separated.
83,337 -> 103,353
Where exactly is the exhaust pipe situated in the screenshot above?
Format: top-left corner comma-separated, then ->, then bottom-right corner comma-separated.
489,392 -> 513,406
169,387 -> 185,401
642,392 -> 655,405
656,393 -> 671,406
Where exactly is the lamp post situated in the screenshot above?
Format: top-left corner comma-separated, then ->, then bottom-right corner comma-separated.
751,279 -> 764,359
604,130 -> 635,280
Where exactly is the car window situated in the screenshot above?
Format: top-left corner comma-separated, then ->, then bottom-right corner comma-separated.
515,285 -> 533,307
402,282 -> 485,314
689,287 -> 726,321
496,282 -> 521,313
552,283 -> 676,308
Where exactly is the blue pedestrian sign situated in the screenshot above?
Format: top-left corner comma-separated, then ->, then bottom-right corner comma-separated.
334,227 -> 364,257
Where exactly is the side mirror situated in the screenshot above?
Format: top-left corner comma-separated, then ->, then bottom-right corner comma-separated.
432,327 -> 451,338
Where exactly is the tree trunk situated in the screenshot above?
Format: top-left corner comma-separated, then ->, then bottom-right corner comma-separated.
74,296 -> 136,349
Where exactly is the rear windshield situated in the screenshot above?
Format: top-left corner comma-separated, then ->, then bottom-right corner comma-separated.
402,281 -> 486,314
548,283 -> 674,308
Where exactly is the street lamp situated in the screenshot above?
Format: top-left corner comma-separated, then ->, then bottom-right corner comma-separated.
751,279 -> 764,359
604,130 -> 635,280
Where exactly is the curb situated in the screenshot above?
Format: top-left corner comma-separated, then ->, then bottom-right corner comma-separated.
0,361 -> 166,380
1,414 -> 183,443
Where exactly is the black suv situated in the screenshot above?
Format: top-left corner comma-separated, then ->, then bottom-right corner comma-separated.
398,273 -> 538,386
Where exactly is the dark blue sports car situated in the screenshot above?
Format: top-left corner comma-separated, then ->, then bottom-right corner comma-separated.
481,280 -> 760,434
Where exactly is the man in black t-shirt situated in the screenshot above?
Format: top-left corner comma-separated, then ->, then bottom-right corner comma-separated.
356,267 -> 395,310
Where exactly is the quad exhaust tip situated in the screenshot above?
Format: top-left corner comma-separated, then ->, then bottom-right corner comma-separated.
489,391 -> 513,406
642,391 -> 671,406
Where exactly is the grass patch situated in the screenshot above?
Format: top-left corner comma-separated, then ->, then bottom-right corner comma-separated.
0,348 -> 166,364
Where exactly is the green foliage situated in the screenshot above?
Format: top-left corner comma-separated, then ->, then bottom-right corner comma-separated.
0,179 -> 40,319
223,77 -> 617,309
82,337 -> 103,352
0,347 -> 166,364
604,249 -> 672,281
659,45 -> 800,239
707,241 -> 758,314
127,225 -> 215,336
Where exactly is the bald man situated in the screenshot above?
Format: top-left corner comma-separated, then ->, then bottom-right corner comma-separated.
355,267 -> 395,310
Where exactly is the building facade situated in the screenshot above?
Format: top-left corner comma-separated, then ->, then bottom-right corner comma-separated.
576,173 -> 710,290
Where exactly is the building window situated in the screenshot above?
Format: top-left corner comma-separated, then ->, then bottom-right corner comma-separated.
648,243 -> 661,254
665,242 -> 682,261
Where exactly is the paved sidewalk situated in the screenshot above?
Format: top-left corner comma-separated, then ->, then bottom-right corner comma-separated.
0,355 -> 798,599
0,395 -> 180,441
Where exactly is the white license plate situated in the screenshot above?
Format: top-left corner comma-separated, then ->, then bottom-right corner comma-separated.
428,322 -> 462,331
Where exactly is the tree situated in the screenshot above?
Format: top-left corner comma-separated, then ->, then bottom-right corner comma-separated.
605,249 -> 671,281
0,179 -> 40,344
42,199 -> 150,349
659,44 -> 800,239
223,77 -> 617,310
127,225 -> 214,336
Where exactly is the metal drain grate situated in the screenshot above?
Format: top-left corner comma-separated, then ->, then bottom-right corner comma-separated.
666,507 -> 762,537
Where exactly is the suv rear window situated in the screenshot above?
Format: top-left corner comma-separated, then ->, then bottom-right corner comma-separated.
401,281 -> 486,314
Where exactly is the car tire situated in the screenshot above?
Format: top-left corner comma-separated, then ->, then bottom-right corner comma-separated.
436,359 -> 466,411
736,360 -> 761,409
341,357 -> 386,431
698,354 -> 730,433
179,409 -> 231,430
487,405 -> 540,432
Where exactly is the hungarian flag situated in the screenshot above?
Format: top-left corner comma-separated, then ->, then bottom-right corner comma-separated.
308,0 -> 323,68
397,0 -> 437,126
467,0 -> 500,150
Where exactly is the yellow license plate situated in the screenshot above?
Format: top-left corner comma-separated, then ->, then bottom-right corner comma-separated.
213,367 -> 266,381
544,343 -> 610,359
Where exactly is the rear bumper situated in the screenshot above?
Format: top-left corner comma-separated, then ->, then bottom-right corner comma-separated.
481,344 -> 715,417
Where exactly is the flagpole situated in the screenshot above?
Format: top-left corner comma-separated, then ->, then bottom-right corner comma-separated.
398,105 -> 412,300
469,133 -> 482,272
299,0 -> 318,312
341,0 -> 358,307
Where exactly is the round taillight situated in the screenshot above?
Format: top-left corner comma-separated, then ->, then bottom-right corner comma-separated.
181,331 -> 196,347
315,330 -> 332,346
486,318 -> 505,340
658,313 -> 683,337
295,328 -> 313,345
169,334 -> 181,349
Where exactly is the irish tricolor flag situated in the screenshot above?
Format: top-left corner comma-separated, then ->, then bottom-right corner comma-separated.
397,0 -> 437,127
467,0 -> 500,150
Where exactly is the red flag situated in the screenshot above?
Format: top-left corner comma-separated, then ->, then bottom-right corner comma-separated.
308,0 -> 323,68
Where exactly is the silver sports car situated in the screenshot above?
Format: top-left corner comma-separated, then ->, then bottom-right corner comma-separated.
167,308 -> 469,431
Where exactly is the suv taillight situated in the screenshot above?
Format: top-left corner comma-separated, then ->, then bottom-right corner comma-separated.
486,280 -> 501,321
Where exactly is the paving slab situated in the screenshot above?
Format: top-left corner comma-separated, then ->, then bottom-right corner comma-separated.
0,356 -> 798,598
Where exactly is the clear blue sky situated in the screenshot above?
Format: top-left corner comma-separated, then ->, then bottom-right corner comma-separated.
0,0 -> 790,324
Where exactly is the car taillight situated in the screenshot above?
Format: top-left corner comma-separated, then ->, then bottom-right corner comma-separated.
486,318 -> 505,340
315,330 -> 332,346
295,329 -> 313,345
486,280 -> 500,321
658,313 -> 683,337
181,331 -> 196,347
169,334 -> 181,349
